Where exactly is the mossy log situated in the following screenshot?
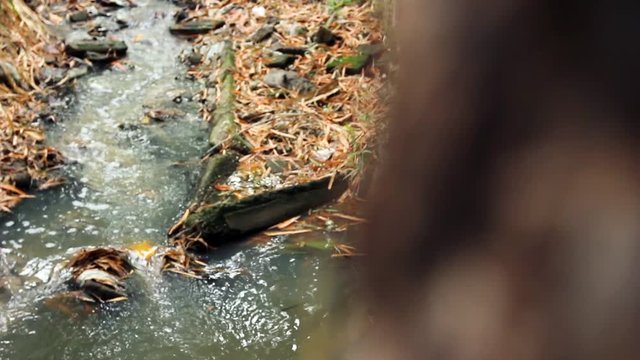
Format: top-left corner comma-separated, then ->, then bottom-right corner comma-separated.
184,175 -> 348,246
208,40 -> 249,152
194,151 -> 239,204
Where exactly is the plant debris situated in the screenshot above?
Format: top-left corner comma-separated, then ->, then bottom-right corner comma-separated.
0,0 -> 73,212
66,247 -> 133,302
171,0 -> 389,248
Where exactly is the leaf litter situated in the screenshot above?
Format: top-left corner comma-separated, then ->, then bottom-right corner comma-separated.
4,0 -> 388,305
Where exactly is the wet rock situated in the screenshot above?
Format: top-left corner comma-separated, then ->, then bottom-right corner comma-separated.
288,23 -> 308,36
0,275 -> 21,303
357,43 -> 387,57
264,69 -> 315,94
270,43 -> 307,56
166,88 -> 194,103
172,0 -> 199,10
0,60 -> 29,90
115,14 -> 129,29
187,52 -> 203,65
38,64 -> 89,85
169,20 -> 225,35
250,25 -> 275,43
219,3 -> 240,15
144,88 -> 195,109
266,16 -> 280,25
88,24 -> 108,37
143,108 -> 186,123
85,51 -> 112,62
64,30 -> 92,44
174,8 -> 189,23
10,171 -> 31,190
38,66 -> 66,85
98,0 -> 129,8
68,10 -> 90,23
312,26 -> 340,46
67,64 -> 90,81
117,123 -> 140,131
91,16 -> 128,35
65,39 -> 128,60
248,80 -> 261,91
265,53 -> 296,69
0,250 -> 18,302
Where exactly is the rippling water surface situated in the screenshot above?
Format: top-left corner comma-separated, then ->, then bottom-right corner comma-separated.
0,1 -> 352,358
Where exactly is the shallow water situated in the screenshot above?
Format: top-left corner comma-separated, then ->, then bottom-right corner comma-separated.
0,1 -> 351,358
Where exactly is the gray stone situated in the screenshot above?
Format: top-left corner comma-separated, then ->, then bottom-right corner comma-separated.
357,43 -> 387,57
0,61 -> 28,90
187,52 -> 203,65
270,42 -> 307,56
38,66 -> 66,85
115,14 -> 129,28
97,0 -> 128,8
265,53 -> 295,69
64,30 -> 92,44
250,25 -> 275,43
68,10 -> 90,23
264,69 -> 315,94
312,26 -> 340,46
287,23 -> 308,36
67,65 -> 90,81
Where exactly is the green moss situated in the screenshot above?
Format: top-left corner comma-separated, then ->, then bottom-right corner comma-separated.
327,0 -> 357,12
326,53 -> 370,75
184,175 -> 349,247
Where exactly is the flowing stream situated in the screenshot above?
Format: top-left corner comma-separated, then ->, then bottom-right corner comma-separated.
0,1 -> 352,358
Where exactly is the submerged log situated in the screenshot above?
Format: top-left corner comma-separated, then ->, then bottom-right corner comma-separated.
182,175 -> 348,246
